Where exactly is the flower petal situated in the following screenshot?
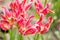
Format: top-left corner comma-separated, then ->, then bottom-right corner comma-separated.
24,0 -> 33,10
23,27 -> 37,35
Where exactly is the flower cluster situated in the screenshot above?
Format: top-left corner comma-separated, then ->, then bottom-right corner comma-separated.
35,0 -> 54,34
0,0 -> 54,35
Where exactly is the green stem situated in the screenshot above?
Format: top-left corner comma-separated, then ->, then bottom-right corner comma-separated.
44,0 -> 47,6
9,30 -> 14,40
33,33 -> 41,40
17,34 -> 24,40
41,35 -> 44,40
9,28 -> 17,40
27,37 -> 30,40
11,0 -> 14,2
4,33 -> 6,40
51,28 -> 59,40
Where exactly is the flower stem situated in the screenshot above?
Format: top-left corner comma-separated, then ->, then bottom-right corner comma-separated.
9,28 -> 17,40
41,35 -> 44,40
11,0 -> 14,2
33,33 -> 41,40
17,33 -> 24,40
27,37 -> 30,40
44,0 -> 47,6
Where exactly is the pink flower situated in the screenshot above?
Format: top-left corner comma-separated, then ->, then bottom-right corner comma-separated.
0,0 -> 33,31
0,20 -> 11,30
0,0 -> 54,35
10,0 -> 33,19
34,0 -> 54,34
36,15 -> 53,34
0,7 -> 17,30
35,0 -> 54,15
40,16 -> 53,34
18,15 -> 37,35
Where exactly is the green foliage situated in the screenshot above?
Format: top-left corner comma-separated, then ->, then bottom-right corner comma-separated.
9,28 -> 24,40
54,31 -> 60,38
33,33 -> 44,40
9,28 -> 17,40
33,33 -> 41,40
35,13 -> 40,19
17,34 -> 24,40
0,32 -> 6,40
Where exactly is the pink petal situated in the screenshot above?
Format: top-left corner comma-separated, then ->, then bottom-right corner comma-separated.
37,14 -> 44,24
44,16 -> 53,28
0,20 -> 11,30
40,27 -> 48,34
10,2 -> 14,9
37,0 -> 44,9
20,0 -> 26,7
15,0 -> 20,5
48,16 -> 53,23
45,3 -> 50,8
2,6 -> 11,17
26,15 -> 34,26
24,1 -> 33,11
18,17 -> 25,28
42,8 -> 49,15
23,27 -> 37,35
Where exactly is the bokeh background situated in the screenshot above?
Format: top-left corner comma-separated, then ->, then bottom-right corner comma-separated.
0,0 -> 60,40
